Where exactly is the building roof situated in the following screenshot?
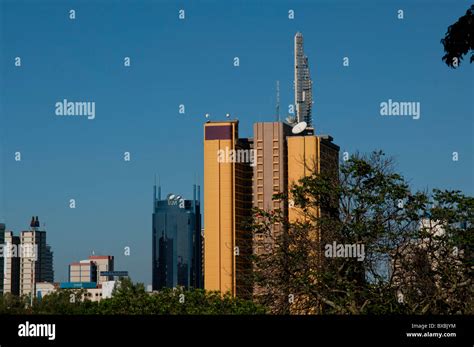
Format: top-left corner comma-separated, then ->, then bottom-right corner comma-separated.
205,120 -> 239,124
89,255 -> 113,260
69,261 -> 94,266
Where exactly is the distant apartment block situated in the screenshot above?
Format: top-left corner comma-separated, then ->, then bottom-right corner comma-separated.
0,223 -> 4,295
36,281 -> 117,302
3,230 -> 21,295
69,260 -> 98,283
69,255 -> 114,285
18,217 -> 54,296
90,255 -> 114,283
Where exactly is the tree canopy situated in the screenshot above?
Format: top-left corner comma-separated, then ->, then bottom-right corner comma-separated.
441,5 -> 474,68
0,278 -> 265,315
252,151 -> 473,314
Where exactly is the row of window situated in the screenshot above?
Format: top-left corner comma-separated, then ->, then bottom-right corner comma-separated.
255,202 -> 282,209
87,292 -> 102,297
255,140 -> 281,147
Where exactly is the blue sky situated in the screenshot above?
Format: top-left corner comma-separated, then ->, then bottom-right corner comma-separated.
0,0 -> 472,284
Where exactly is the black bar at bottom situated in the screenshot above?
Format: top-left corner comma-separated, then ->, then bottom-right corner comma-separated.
0,315 -> 471,346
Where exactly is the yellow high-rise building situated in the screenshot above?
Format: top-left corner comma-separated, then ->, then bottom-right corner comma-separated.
287,134 -> 339,222
203,121 -> 253,297
203,120 -> 338,299
286,134 -> 339,313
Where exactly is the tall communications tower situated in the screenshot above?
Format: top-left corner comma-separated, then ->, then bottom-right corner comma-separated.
294,32 -> 313,127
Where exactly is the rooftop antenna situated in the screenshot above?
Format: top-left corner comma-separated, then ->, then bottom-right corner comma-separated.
276,80 -> 280,121
157,175 -> 161,200
153,174 -> 157,206
196,172 -> 201,207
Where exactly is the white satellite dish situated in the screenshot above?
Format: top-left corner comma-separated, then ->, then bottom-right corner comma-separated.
205,113 -> 210,119
225,113 -> 230,118
168,194 -> 176,200
292,121 -> 307,135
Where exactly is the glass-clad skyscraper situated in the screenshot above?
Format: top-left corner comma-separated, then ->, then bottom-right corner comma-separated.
152,184 -> 203,290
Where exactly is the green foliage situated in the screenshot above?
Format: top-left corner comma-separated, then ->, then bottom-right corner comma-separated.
2,150 -> 471,316
253,151 -> 473,315
0,278 -> 265,315
0,293 -> 30,314
441,5 -> 474,68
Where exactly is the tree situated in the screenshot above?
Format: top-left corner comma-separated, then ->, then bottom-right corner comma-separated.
0,293 -> 30,314
252,151 -> 473,314
32,289 -> 97,314
441,5 -> 474,68
98,278 -> 265,314
0,278 -> 265,315
392,190 -> 474,314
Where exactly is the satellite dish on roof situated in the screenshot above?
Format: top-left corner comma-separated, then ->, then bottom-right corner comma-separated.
225,113 -> 230,119
168,194 -> 176,200
292,121 -> 307,135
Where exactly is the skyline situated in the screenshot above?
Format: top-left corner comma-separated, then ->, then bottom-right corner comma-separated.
1,0 -> 473,284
